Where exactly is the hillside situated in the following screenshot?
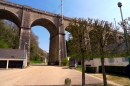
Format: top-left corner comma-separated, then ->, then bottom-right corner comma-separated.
0,20 -> 47,62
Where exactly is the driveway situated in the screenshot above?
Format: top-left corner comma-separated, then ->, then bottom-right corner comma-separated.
0,66 -> 120,86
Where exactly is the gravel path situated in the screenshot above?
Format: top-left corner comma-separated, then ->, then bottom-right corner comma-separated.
0,66 -> 120,86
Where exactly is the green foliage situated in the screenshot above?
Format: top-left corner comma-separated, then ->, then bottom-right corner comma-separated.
30,31 -> 48,61
90,20 -> 115,58
66,18 -> 92,58
30,59 -> 42,63
61,57 -> 68,66
0,20 -> 48,62
85,66 -> 97,73
0,40 -> 9,48
76,65 -> 92,73
99,66 -> 126,76
0,20 -> 19,49
67,18 -> 115,86
35,53 -> 41,61
66,18 -> 118,58
119,17 -> 130,57
76,65 -> 82,71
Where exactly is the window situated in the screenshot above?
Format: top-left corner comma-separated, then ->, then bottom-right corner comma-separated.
109,58 -> 114,63
122,58 -> 129,62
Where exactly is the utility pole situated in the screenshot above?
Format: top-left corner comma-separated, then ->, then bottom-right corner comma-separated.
59,0 -> 63,66
117,2 -> 130,63
61,0 -> 63,25
118,2 -> 129,51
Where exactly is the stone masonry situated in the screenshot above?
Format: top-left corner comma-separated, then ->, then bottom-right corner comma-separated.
0,0 -> 71,65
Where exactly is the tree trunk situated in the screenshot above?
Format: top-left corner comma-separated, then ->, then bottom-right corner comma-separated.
101,58 -> 107,86
82,50 -> 85,86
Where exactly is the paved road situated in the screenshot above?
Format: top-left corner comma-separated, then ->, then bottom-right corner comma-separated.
0,66 -> 120,86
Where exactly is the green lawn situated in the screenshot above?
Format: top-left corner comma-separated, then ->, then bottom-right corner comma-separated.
76,65 -> 82,71
30,60 -> 43,63
90,73 -> 130,86
76,65 -> 130,86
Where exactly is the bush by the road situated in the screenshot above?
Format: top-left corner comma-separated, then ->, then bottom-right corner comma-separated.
86,66 -> 97,73
61,58 -> 68,66
99,66 -> 126,76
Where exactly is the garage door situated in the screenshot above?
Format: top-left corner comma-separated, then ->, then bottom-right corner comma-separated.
0,60 -> 6,68
9,61 -> 23,68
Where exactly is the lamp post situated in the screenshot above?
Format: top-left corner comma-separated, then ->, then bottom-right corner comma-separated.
117,2 -> 129,54
22,42 -> 27,68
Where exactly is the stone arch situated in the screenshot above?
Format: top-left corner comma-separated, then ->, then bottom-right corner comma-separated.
31,18 -> 58,37
64,25 -> 75,58
0,9 -> 21,28
65,26 -> 74,38
30,18 -> 59,65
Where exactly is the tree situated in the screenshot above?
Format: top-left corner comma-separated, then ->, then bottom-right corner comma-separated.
30,31 -> 39,60
67,18 -> 120,86
117,17 -> 130,59
66,18 -> 92,86
0,19 -> 47,63
90,19 -> 115,86
122,17 -> 130,51
4,20 -> 47,61
0,20 -> 19,49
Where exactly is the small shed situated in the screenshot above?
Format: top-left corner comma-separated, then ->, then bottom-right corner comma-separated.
0,48 -> 27,69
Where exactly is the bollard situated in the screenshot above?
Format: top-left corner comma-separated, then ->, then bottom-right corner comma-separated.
65,78 -> 71,86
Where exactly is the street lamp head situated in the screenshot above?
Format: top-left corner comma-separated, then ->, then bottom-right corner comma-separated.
24,42 -> 27,45
118,2 -> 122,7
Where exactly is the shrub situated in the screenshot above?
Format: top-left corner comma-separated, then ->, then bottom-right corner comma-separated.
99,66 -> 126,76
86,66 -> 97,73
61,58 -> 68,66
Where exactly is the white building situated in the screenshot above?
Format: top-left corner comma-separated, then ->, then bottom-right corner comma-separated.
85,57 -> 129,72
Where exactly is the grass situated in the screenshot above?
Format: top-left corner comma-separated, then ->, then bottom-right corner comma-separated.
30,60 -> 43,63
76,65 -> 130,85
89,73 -> 130,86
76,65 -> 82,71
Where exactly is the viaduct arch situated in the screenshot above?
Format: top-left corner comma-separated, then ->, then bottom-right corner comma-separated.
0,0 -> 70,65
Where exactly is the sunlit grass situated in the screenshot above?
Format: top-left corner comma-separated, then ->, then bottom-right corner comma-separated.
76,65 -> 130,85
90,73 -> 130,86
30,60 -> 43,63
76,65 -> 82,72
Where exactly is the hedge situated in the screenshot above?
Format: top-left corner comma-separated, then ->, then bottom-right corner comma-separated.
99,66 -> 126,76
61,58 -> 69,66
86,66 -> 97,73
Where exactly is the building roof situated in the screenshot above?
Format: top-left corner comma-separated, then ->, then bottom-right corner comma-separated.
0,48 -> 26,59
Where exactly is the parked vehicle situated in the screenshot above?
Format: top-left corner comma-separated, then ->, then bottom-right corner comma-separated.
69,58 -> 77,68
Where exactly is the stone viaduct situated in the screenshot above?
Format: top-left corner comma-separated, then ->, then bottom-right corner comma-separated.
0,0 -> 71,65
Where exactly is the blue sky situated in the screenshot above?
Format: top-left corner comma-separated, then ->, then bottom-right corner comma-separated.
7,0 -> 130,52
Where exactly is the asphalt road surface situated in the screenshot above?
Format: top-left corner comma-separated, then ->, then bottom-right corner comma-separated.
0,66 -> 121,86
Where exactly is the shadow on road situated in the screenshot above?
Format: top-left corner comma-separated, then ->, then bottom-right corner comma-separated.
27,84 -> 114,86
30,64 -> 48,66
